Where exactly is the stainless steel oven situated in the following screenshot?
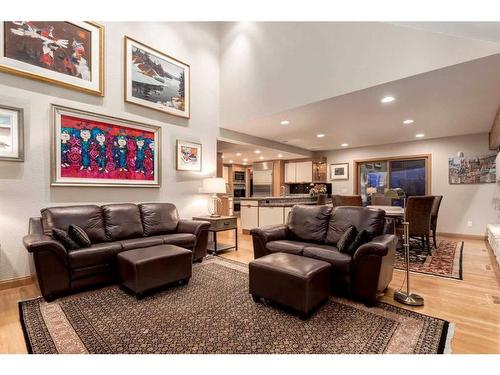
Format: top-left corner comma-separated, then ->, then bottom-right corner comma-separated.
234,171 -> 246,183
233,185 -> 246,198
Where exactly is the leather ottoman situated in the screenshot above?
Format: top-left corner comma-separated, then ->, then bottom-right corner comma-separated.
117,244 -> 192,298
249,252 -> 331,319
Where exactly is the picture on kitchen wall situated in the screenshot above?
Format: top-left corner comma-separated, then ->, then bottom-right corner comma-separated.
125,36 -> 190,118
0,22 -> 104,96
448,154 -> 496,184
176,140 -> 202,171
0,105 -> 24,162
330,162 -> 349,180
51,105 -> 161,187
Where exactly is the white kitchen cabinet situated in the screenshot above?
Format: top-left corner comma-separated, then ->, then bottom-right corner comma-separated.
295,161 -> 313,183
258,207 -> 285,227
284,162 -> 296,183
222,166 -> 229,184
284,206 -> 293,223
240,201 -> 259,230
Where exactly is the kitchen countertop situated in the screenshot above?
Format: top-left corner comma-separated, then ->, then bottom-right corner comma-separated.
240,196 -> 331,207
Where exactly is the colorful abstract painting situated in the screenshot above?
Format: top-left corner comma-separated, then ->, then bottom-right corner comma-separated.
176,140 -> 201,171
448,155 -> 496,184
0,22 -> 103,95
125,37 -> 190,118
52,105 -> 160,187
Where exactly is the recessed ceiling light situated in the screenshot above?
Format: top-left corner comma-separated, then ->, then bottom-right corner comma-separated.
221,155 -> 224,159
280,120 -> 290,125
242,162 -> 247,165
341,143 -> 349,147
278,154 -> 283,158
255,150 -> 261,154
243,158 -> 248,162
236,152 -> 241,156
316,134 -> 325,138
403,119 -> 414,124
229,159 -> 234,163
415,133 -> 425,138
381,96 -> 395,103
259,156 -> 264,160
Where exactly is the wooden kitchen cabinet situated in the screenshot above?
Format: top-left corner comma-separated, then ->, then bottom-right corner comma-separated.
258,207 -> 285,227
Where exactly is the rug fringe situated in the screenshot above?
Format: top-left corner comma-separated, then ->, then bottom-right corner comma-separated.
444,322 -> 455,354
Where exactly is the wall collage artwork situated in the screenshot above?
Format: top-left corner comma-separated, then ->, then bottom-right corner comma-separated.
0,21 -> 198,187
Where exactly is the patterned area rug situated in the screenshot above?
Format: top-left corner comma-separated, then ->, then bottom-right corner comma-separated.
19,257 -> 453,354
395,239 -> 463,280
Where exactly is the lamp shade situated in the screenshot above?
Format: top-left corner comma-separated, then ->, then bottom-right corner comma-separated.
200,177 -> 226,194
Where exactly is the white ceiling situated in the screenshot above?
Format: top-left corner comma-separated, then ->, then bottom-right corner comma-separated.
217,140 -> 307,164
223,53 -> 500,151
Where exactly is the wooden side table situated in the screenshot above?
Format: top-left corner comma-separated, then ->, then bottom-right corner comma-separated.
192,215 -> 238,255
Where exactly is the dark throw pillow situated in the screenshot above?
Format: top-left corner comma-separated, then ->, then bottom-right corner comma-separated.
68,224 -> 92,248
52,228 -> 80,251
347,229 -> 371,255
337,225 -> 358,253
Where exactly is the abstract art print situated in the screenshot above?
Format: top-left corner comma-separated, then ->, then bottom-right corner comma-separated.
0,22 -> 104,95
125,36 -> 190,118
0,105 -> 24,162
448,155 -> 496,184
176,140 -> 201,171
330,163 -> 349,180
51,105 -> 160,187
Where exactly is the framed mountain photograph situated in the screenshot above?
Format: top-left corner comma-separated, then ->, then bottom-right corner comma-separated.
124,36 -> 190,118
51,105 -> 161,187
0,21 -> 104,96
176,140 -> 202,171
0,104 -> 24,162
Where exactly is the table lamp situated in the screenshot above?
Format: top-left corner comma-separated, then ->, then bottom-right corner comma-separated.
200,177 -> 226,217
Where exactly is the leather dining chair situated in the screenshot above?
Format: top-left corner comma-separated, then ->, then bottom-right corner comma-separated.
430,195 -> 443,248
371,194 -> 393,206
397,196 -> 435,251
332,194 -> 362,207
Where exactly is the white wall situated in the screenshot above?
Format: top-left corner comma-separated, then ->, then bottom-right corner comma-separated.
219,22 -> 500,128
316,133 -> 498,237
0,22 -> 220,281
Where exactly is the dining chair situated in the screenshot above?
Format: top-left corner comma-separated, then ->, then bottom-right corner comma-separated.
397,196 -> 435,251
332,194 -> 362,206
371,194 -> 392,206
430,195 -> 443,249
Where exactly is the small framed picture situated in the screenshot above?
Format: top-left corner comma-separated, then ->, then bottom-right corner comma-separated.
330,162 -> 349,180
0,104 -> 24,162
176,140 -> 202,171
124,36 -> 190,118
51,105 -> 161,187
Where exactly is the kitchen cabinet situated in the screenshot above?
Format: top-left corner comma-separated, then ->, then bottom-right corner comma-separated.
285,161 -> 313,183
240,200 -> 259,231
222,166 -> 229,184
284,206 -> 293,223
258,207 -> 285,227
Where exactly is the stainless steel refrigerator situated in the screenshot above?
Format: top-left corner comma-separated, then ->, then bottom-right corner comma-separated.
252,161 -> 273,197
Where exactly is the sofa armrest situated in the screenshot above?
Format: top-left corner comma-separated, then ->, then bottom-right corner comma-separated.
23,234 -> 68,266
250,224 -> 289,259
352,234 -> 397,267
177,219 -> 211,236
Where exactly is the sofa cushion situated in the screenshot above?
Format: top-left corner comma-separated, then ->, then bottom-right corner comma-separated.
102,204 -> 144,240
52,228 -> 80,251
162,233 -> 196,248
41,205 -> 107,243
68,242 -> 122,269
68,224 -> 92,248
119,236 -> 165,251
303,245 -> 352,274
287,205 -> 332,243
337,225 -> 357,253
266,240 -> 312,255
347,229 -> 371,255
326,206 -> 385,245
139,203 -> 179,236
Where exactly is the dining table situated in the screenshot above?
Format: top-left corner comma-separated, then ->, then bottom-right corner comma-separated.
367,205 -> 405,219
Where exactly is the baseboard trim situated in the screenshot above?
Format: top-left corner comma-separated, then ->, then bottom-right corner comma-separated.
0,275 -> 35,291
437,232 -> 487,241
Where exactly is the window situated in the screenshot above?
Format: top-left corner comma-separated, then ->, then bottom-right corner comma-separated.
355,155 -> 430,206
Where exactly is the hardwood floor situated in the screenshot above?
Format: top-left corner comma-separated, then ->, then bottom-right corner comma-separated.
1,224 -> 499,354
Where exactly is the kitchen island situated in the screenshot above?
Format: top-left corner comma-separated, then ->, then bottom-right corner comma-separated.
240,196 -> 329,232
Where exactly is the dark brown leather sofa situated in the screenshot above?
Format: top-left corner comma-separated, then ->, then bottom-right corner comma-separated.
250,205 -> 397,305
23,203 -> 210,301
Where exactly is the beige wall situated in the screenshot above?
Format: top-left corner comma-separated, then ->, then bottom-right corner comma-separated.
0,22 -> 220,282
316,133 -> 498,237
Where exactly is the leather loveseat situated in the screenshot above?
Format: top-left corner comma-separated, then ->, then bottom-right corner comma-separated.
23,203 -> 210,300
250,205 -> 397,305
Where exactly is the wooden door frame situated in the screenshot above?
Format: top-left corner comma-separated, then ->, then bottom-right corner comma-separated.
353,154 -> 432,195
